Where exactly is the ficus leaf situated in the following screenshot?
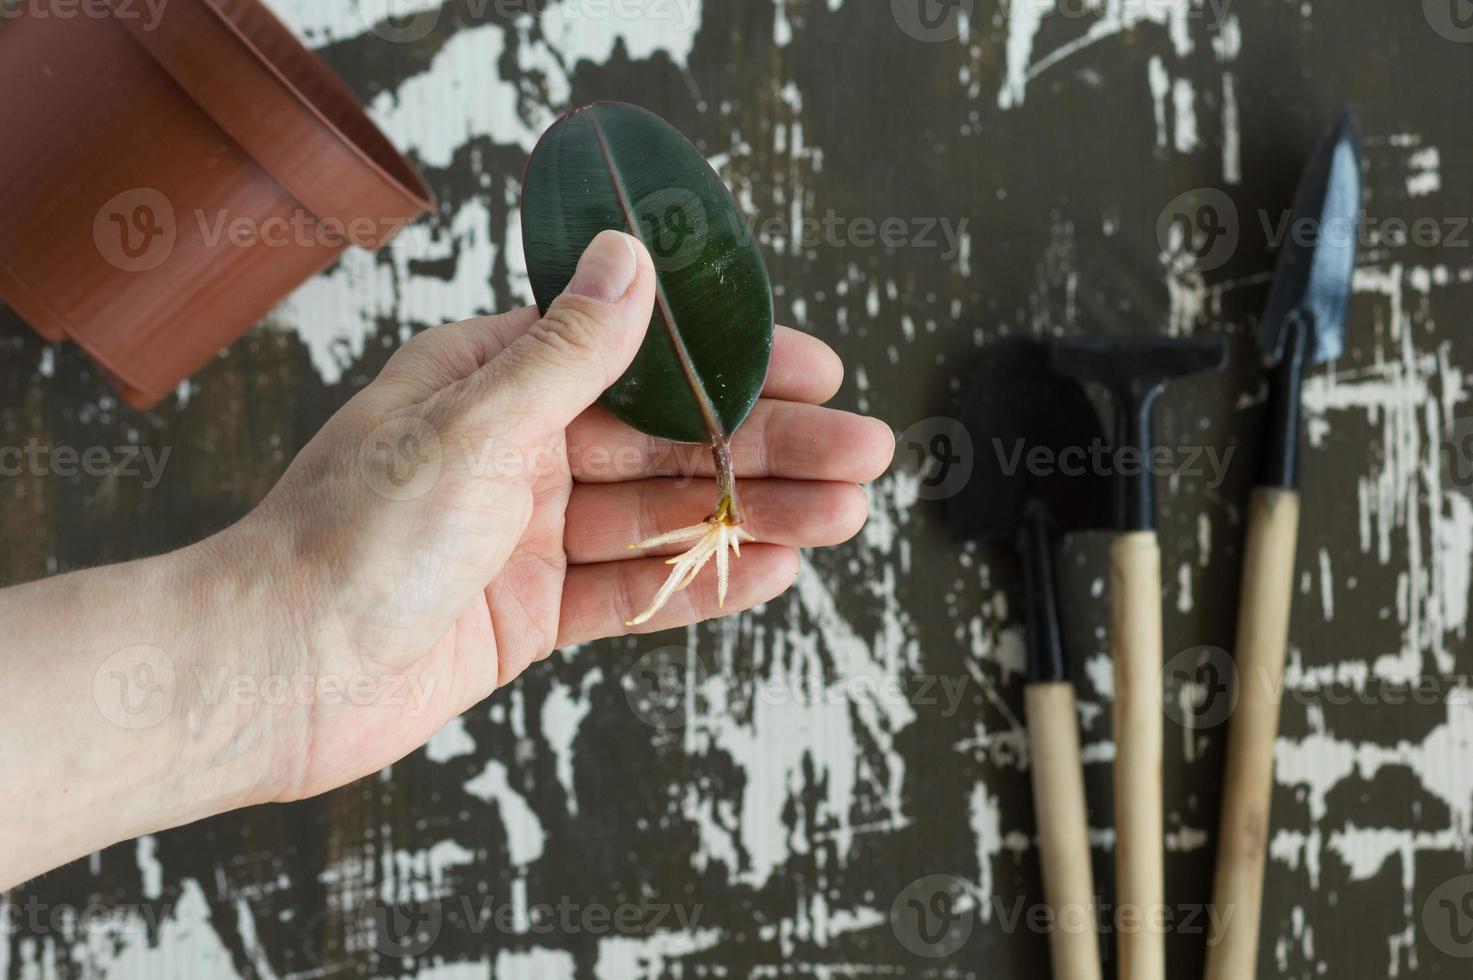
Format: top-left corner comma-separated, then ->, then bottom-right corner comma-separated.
521,102 -> 775,446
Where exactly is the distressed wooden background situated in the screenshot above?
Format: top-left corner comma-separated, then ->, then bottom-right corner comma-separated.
5,0 -> 1473,977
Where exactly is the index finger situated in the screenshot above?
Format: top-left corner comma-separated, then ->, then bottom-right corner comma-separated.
763,326 -> 844,404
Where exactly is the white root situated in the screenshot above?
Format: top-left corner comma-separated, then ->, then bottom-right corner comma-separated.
625,519 -> 756,627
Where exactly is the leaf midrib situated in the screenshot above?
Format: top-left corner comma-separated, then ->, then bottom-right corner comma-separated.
583,108 -> 727,443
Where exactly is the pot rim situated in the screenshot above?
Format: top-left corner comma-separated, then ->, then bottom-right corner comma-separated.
115,0 -> 435,232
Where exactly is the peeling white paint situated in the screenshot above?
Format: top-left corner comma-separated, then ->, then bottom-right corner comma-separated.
541,671 -> 599,815
1000,0 -> 1210,109
261,0 -> 703,382
465,760 -> 548,866
494,947 -> 578,979
426,714 -> 477,763
1407,147 -> 1443,198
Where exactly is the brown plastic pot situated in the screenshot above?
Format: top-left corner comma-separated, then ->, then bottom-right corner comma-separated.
0,0 -> 433,408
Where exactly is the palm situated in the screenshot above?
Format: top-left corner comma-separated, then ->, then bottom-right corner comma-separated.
469,437 -> 575,687
266,306 -> 891,804
375,441 -> 575,771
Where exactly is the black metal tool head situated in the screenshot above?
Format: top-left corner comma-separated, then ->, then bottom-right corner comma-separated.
1051,335 -> 1229,403
1051,334 -> 1229,531
948,338 -> 1111,683
1259,107 -> 1363,367
949,337 -> 1112,544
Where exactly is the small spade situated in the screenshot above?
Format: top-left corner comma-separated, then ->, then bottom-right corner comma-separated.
1204,108 -> 1362,980
949,338 -> 1110,980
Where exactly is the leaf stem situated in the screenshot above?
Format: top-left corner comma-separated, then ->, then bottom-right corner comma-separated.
711,439 -> 743,525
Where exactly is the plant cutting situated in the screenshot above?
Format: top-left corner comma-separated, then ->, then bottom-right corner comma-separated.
521,102 -> 776,626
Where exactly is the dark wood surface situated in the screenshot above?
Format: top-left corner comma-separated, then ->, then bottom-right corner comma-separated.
5,1 -> 1473,976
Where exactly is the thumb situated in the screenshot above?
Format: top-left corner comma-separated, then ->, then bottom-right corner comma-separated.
479,229 -> 655,436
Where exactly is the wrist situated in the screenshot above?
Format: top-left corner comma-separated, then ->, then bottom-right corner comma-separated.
88,537 -> 288,826
0,534 -> 292,887
160,523 -> 306,812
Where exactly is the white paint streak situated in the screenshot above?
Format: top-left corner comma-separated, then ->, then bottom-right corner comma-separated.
259,0 -> 702,382
1148,57 -> 1170,148
98,880 -> 242,979
494,947 -> 578,979
1407,147 -> 1443,198
968,782 -> 1002,922
426,714 -> 477,763
594,929 -> 722,979
541,672 -> 599,815
136,835 -> 163,900
1318,547 -> 1335,621
1000,0 -> 1205,110
465,760 -> 548,866
1269,259 -> 1473,970
1172,77 -> 1199,153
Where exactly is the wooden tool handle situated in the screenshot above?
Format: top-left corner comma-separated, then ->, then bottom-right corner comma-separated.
1026,682 -> 1104,980
1204,488 -> 1301,980
1110,531 -> 1165,980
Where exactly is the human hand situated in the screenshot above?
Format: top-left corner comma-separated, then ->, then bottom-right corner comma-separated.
217,231 -> 896,803
0,230 -> 894,889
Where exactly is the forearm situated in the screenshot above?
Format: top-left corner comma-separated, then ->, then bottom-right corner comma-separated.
0,532 -> 282,889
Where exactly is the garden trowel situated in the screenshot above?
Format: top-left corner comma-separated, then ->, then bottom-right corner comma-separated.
1204,109 -> 1362,980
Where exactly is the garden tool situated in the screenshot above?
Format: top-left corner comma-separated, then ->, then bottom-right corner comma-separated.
1203,108 -> 1361,980
1052,334 -> 1230,980
950,338 -> 1110,980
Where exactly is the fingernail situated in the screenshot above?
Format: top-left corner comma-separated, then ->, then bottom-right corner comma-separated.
567,230 -> 639,302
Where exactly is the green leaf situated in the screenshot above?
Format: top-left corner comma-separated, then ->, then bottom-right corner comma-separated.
521,102 -> 775,446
